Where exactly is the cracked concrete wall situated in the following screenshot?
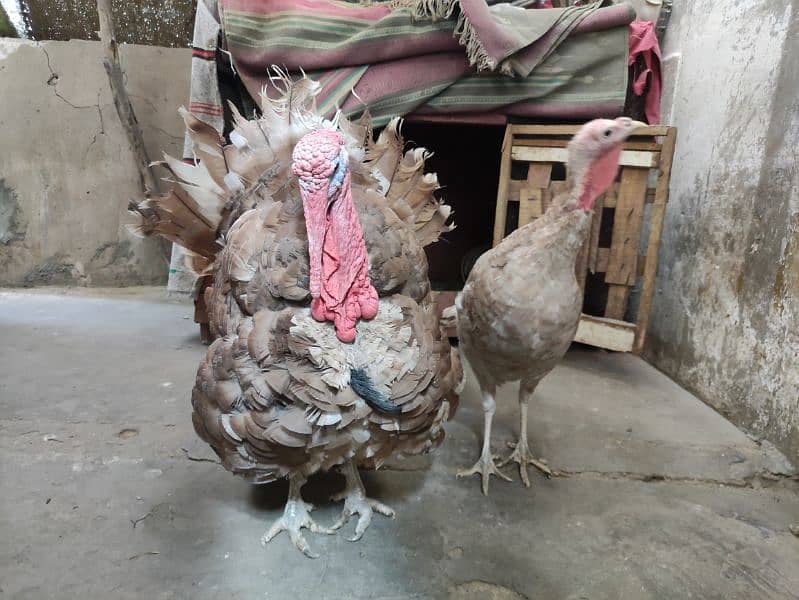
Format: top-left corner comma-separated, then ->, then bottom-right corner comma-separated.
647,1 -> 799,461
0,39 -> 189,286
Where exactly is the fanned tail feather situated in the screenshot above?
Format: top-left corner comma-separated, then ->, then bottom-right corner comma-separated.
127,70 -> 455,276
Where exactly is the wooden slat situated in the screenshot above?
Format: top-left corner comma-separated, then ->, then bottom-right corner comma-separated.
603,185 -> 656,207
526,162 -> 553,187
605,168 -> 649,285
604,167 -> 650,319
513,138 -> 663,152
511,146 -> 660,169
518,188 -> 543,226
596,247 -> 609,270
493,127 -> 514,246
512,124 -> 671,137
605,284 -> 631,319
521,162 -> 552,225
508,179 -> 522,202
574,314 -> 635,352
634,127 -> 678,355
594,248 -> 646,277
604,184 -> 619,208
587,193 -> 605,272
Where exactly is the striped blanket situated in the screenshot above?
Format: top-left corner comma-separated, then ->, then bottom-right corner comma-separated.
218,0 -> 635,127
169,0 -> 637,293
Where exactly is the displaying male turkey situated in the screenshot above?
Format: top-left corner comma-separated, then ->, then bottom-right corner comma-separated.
456,117 -> 645,494
128,74 -> 461,556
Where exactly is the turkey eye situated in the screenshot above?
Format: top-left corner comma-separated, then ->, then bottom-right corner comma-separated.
602,129 -> 612,138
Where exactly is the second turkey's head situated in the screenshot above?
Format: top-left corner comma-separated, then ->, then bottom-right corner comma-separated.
566,117 -> 647,211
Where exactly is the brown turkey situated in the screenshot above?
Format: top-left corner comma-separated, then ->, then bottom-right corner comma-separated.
127,74 -> 462,556
456,117 -> 646,494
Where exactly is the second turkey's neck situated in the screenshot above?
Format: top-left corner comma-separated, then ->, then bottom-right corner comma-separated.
553,208 -> 593,265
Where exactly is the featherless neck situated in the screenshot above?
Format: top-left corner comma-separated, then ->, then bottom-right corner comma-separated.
569,145 -> 623,211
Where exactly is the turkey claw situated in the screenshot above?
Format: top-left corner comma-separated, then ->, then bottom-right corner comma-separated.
331,491 -> 395,542
261,498 -> 334,559
457,452 -> 512,495
500,439 -> 552,486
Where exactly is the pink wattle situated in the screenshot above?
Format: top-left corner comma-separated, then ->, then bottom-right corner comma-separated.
577,146 -> 623,210
303,170 -> 378,343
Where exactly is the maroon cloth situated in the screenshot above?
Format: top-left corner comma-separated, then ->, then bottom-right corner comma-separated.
628,20 -> 662,124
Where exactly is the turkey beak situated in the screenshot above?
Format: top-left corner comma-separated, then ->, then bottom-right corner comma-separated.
630,120 -> 648,132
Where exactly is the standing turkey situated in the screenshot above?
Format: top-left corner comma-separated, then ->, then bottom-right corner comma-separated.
456,117 -> 645,494
128,74 -> 461,557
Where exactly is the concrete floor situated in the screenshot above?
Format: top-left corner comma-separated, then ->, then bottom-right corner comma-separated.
1,289 -> 798,600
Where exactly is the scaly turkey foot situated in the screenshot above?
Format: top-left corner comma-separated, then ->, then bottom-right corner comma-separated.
261,479 -> 335,559
456,450 -> 512,495
331,460 -> 395,542
499,439 -> 552,487
330,488 -> 395,542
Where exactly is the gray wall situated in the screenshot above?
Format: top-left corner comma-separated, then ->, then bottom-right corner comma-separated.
19,0 -> 195,47
647,1 -> 799,460
0,39 -> 190,286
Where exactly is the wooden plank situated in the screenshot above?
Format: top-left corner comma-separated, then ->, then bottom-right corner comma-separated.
526,162 -> 552,187
604,183 -> 619,208
604,185 -> 656,207
594,248 -> 646,277
510,176 -> 596,204
513,138 -> 663,152
596,247 -> 609,270
634,127 -> 677,355
574,314 -> 635,352
604,166 -> 649,320
511,146 -> 659,169
519,162 -> 552,224
605,285 -> 631,320
587,194 -> 605,272
508,179 -> 522,202
493,125 -> 514,246
605,168 -> 649,286
511,124 -> 671,137
518,188 -> 543,226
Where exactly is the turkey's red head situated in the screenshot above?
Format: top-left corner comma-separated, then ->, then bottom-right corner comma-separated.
292,129 -> 379,343
567,117 -> 647,211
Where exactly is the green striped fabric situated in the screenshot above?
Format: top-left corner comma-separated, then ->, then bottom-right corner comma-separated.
220,0 -> 634,125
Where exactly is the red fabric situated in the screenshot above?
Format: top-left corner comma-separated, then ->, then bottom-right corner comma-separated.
628,20 -> 662,124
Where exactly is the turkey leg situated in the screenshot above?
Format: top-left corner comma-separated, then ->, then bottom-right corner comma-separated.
261,474 -> 335,559
456,387 -> 511,495
499,379 -> 552,486
330,459 -> 395,541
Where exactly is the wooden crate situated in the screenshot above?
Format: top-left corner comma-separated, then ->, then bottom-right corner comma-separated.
492,123 -> 677,355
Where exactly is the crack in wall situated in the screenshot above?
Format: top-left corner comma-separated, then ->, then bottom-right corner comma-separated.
39,43 -> 105,141
551,467 -> 799,491
38,44 -> 107,162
